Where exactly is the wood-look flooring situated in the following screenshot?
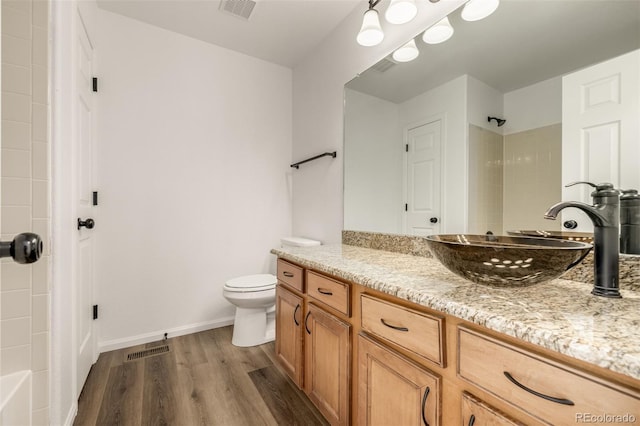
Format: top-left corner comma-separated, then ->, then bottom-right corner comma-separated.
74,326 -> 328,426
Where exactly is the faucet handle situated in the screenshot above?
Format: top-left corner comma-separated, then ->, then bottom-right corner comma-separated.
566,181 -> 614,191
565,181 -> 596,188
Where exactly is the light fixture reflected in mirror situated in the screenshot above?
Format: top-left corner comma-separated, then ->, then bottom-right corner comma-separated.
357,0 -> 384,47
392,38 -> 419,62
461,0 -> 500,22
385,0 -> 418,25
422,16 -> 454,44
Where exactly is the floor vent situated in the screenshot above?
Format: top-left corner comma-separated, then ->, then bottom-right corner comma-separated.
126,345 -> 170,362
219,0 -> 256,20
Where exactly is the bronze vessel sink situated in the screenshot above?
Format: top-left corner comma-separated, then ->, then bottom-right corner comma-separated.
425,234 -> 592,286
507,230 -> 594,244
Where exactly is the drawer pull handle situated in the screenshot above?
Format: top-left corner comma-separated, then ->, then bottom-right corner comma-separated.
468,414 -> 475,426
317,288 -> 333,296
293,304 -> 300,326
305,312 -> 312,335
282,271 -> 294,278
380,318 -> 409,332
503,371 -> 575,406
421,386 -> 430,426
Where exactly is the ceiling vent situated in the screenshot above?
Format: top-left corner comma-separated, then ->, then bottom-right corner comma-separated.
371,57 -> 398,73
219,0 -> 257,20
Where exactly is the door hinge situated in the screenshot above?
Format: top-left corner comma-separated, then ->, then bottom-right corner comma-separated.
405,144 -> 409,152
93,191 -> 98,206
92,77 -> 98,92
405,203 -> 408,211
93,305 -> 98,320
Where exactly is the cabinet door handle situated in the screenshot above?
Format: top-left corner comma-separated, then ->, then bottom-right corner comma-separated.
468,414 -> 475,426
293,304 -> 300,326
421,386 -> 430,426
380,318 -> 409,332
503,371 -> 574,406
282,271 -> 294,278
304,312 -> 311,335
317,288 -> 333,296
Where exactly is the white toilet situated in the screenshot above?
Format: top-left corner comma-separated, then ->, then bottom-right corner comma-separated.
223,237 -> 321,347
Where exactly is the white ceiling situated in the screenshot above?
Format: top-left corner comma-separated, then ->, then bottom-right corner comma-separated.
96,0 -> 362,68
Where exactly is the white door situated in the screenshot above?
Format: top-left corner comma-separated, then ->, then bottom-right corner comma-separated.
562,49 -> 640,232
404,120 -> 442,236
75,16 -> 97,393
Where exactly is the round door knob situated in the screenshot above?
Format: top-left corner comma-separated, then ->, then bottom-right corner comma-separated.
0,233 -> 43,264
78,218 -> 95,230
563,220 -> 578,229
430,217 -> 438,224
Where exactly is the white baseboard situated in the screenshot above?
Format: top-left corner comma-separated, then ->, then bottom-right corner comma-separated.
97,316 -> 235,353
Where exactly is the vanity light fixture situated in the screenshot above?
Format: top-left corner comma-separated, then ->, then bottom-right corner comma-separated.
385,0 -> 418,25
422,16 -> 454,44
392,38 -> 419,62
357,0 -> 385,46
461,0 -> 500,22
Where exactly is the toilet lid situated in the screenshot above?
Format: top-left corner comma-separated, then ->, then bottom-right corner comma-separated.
224,274 -> 277,292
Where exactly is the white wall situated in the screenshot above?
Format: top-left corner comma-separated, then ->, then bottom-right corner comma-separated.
503,76 -> 562,134
467,76 -> 504,132
399,75 -> 468,233
292,0 -> 468,243
95,10 -> 292,350
344,89 -> 401,233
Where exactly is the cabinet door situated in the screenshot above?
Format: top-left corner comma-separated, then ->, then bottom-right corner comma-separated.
304,303 -> 351,426
275,285 -> 304,388
461,392 -> 525,426
358,334 -> 441,426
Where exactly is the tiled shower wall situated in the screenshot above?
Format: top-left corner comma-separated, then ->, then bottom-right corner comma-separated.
503,123 -> 562,233
1,0 -> 50,424
468,124 -> 504,234
468,123 -> 562,235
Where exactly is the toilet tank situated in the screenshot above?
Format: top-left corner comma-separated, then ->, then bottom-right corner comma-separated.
281,237 -> 321,248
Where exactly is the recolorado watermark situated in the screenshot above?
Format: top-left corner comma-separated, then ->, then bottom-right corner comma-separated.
576,413 -> 637,423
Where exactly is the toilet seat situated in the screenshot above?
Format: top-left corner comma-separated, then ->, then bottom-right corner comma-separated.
224,274 -> 277,293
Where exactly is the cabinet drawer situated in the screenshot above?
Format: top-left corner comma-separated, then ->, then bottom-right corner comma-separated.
461,392 -> 525,426
277,259 -> 304,292
361,294 -> 444,367
458,327 -> 640,424
306,271 -> 350,316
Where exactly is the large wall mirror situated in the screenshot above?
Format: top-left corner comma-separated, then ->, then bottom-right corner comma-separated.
344,0 -> 640,238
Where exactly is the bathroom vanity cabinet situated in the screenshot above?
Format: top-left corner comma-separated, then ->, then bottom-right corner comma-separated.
275,259 -> 351,425
274,256 -> 640,426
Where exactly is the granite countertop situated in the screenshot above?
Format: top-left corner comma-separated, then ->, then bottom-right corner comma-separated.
271,244 -> 640,381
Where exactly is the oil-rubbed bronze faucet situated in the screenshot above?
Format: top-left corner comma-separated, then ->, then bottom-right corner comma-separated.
544,182 -> 621,298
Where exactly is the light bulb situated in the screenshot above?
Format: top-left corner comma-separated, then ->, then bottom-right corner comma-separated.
422,16 -> 454,44
461,0 -> 500,22
392,39 -> 419,62
357,8 -> 384,46
385,0 -> 418,25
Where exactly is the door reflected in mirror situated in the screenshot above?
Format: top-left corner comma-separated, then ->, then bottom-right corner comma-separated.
344,0 -> 640,238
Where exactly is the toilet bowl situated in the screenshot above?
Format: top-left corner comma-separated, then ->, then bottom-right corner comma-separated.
223,274 -> 277,347
223,237 -> 321,347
